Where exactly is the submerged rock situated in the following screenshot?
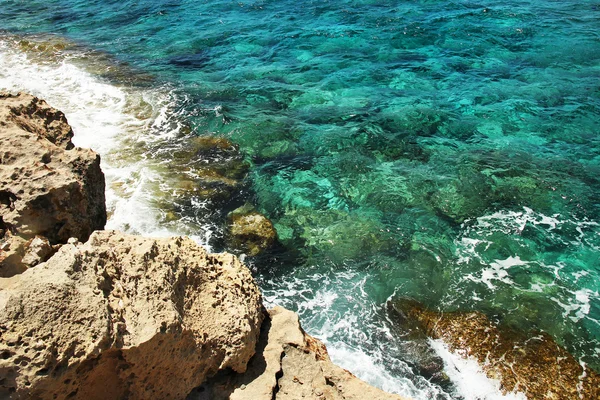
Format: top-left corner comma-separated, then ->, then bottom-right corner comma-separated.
226,204 -> 277,256
385,302 -> 448,386
167,135 -> 250,206
191,307 -> 408,400
0,230 -> 264,400
391,298 -> 600,400
273,208 -> 401,263
0,92 -> 106,276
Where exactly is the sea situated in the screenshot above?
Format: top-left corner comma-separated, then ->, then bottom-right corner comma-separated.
0,1 -> 599,399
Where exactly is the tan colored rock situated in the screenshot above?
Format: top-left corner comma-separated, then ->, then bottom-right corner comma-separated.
392,299 -> 600,400
0,91 -> 74,149
0,234 -> 28,276
21,236 -> 54,267
0,92 -> 106,276
0,230 -> 264,400
192,306 -> 407,400
227,204 -> 277,256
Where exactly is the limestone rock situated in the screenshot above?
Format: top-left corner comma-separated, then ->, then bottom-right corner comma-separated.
20,236 -> 55,268
226,204 -> 277,256
0,230 -> 264,400
0,91 -> 74,149
0,234 -> 28,276
391,299 -> 600,400
191,306 -> 407,400
0,92 -> 106,276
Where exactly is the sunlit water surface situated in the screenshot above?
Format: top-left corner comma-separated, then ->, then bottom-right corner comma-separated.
1,1 -> 599,398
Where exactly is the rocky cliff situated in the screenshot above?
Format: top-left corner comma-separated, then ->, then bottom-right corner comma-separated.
0,92 -> 106,277
0,231 -> 264,400
0,93 -> 406,400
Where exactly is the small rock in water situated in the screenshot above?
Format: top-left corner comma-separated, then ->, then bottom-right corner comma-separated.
227,203 -> 277,256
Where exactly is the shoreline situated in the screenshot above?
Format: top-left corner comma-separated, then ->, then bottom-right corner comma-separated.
1,31 -> 600,400
0,90 -> 407,400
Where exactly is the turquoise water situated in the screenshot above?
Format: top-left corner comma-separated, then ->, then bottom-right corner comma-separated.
1,0 -> 599,398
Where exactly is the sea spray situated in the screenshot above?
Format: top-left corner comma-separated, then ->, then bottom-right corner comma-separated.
0,36 -> 215,247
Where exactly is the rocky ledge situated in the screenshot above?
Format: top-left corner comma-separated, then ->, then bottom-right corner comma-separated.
0,92 -> 106,277
0,93 -> 406,400
0,231 -> 263,399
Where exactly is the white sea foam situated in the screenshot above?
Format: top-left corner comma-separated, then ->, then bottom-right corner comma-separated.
430,339 -> 527,400
0,38 -> 211,247
551,288 -> 597,323
466,255 -> 528,290
456,207 -> 600,294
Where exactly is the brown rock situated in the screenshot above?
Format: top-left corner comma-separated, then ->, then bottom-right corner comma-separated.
227,204 -> 277,256
192,307 -> 407,400
20,236 -> 54,267
392,299 -> 600,400
0,92 -> 106,276
0,230 -> 264,400
0,91 -> 74,149
0,234 -> 28,276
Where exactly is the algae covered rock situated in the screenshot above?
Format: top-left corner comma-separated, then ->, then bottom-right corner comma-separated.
0,92 -> 106,276
0,230 -> 264,400
166,135 -> 250,205
390,298 -> 600,400
385,301 -> 447,386
226,204 -> 277,256
273,208 -> 402,263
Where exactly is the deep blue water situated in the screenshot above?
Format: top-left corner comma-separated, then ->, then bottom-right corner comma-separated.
1,0 -> 599,398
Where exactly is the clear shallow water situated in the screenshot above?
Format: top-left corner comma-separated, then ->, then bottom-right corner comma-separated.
1,0 -> 599,398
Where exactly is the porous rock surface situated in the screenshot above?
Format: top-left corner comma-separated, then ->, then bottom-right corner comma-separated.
0,230 -> 264,400
190,307 -> 407,400
0,92 -> 106,276
392,299 -> 600,400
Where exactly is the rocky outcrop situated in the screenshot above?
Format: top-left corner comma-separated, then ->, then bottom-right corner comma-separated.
0,92 -> 404,400
190,307 -> 407,400
0,230 -> 401,400
391,299 -> 600,400
0,92 -> 106,276
0,230 -> 264,400
226,204 -> 277,256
